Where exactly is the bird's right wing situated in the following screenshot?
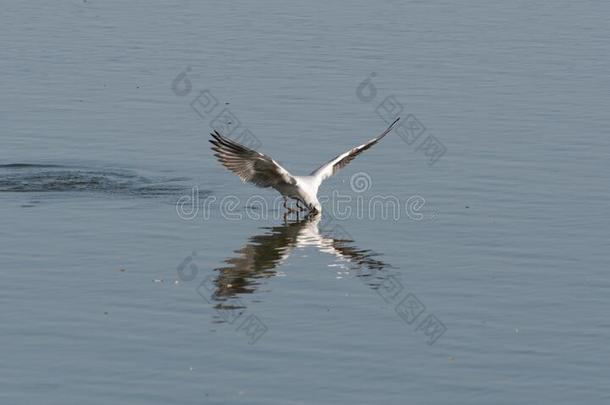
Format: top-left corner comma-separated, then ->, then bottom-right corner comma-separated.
310,118 -> 400,182
210,130 -> 296,188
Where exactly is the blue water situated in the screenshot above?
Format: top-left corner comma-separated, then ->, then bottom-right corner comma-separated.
2,1 -> 609,404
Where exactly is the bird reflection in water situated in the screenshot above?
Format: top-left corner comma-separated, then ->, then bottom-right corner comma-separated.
209,213 -> 391,305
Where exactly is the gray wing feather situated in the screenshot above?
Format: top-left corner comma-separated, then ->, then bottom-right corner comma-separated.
210,131 -> 296,188
310,118 -> 400,182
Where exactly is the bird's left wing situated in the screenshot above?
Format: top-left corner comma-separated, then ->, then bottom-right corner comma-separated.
310,117 -> 400,182
210,131 -> 296,188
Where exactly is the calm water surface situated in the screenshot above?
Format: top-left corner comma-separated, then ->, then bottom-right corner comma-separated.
2,1 -> 609,404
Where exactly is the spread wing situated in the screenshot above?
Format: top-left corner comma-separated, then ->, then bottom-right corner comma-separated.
310,118 -> 400,182
210,131 -> 296,188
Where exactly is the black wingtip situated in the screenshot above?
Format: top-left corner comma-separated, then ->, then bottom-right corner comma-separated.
385,117 -> 400,133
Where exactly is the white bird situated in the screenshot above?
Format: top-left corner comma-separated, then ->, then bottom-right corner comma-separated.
209,117 -> 400,213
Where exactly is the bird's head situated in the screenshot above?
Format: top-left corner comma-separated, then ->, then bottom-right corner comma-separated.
309,202 -> 322,213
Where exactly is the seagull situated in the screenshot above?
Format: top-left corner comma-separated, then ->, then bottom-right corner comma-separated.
209,117 -> 400,213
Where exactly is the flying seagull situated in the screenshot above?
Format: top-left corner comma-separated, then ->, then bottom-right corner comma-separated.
209,117 -> 400,213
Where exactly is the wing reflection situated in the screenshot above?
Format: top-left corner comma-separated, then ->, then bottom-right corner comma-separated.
210,213 -> 390,301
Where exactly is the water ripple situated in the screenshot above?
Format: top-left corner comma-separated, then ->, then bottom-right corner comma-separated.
0,163 -> 196,198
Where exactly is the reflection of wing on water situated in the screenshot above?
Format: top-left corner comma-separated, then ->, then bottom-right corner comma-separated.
211,213 -> 391,300
328,241 -> 387,274
213,220 -> 304,298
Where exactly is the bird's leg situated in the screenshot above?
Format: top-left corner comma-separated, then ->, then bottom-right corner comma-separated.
296,201 -> 306,218
283,196 -> 297,214
282,197 -> 291,221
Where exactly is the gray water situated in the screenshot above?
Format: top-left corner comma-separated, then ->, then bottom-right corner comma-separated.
2,1 -> 609,404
